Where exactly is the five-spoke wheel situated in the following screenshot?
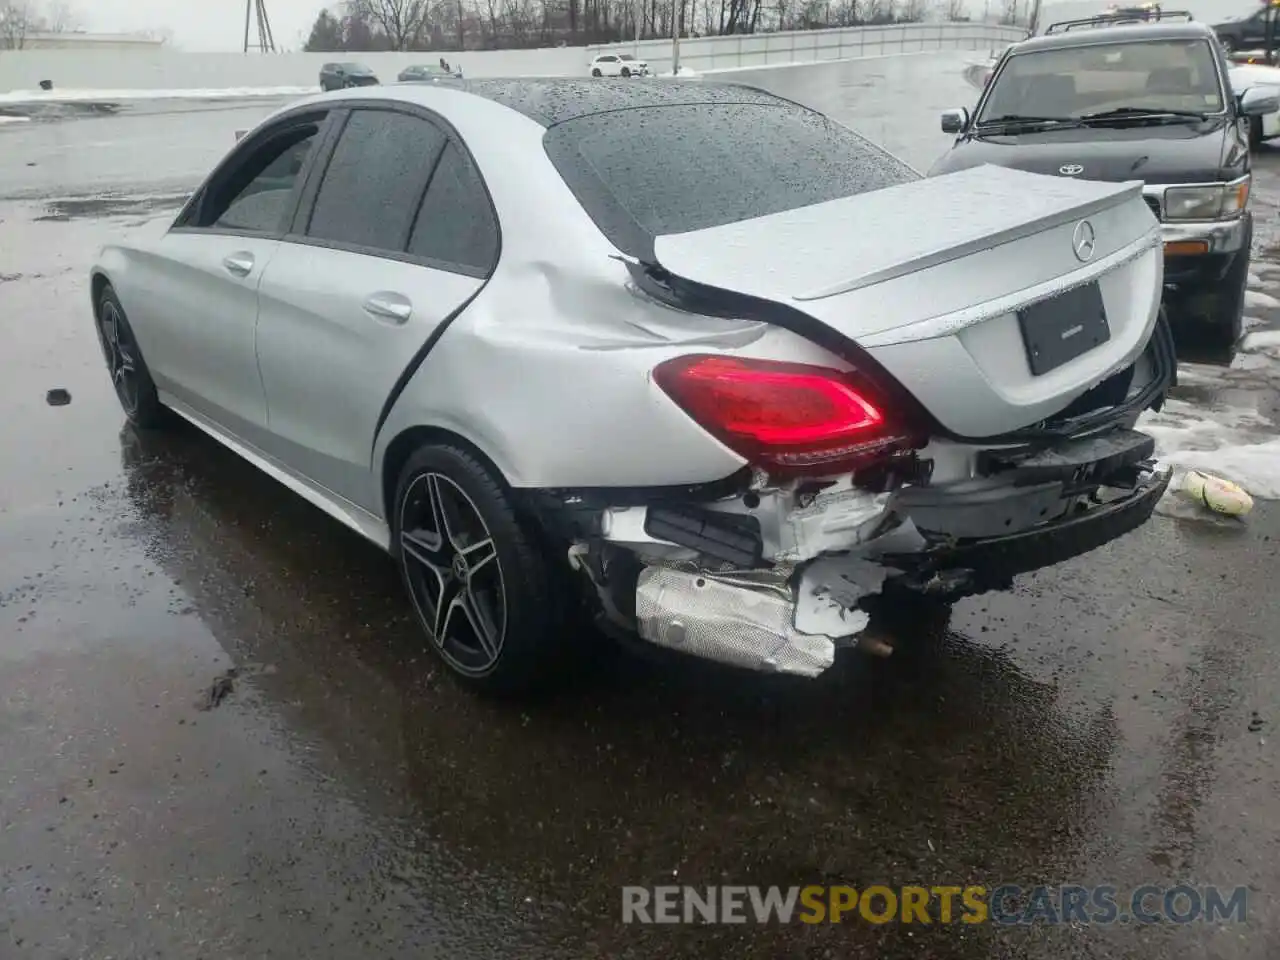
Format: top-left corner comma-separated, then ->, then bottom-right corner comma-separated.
95,285 -> 166,429
393,443 -> 570,694
400,472 -> 507,675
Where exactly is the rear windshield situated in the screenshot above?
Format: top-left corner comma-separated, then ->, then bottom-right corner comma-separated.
979,38 -> 1224,121
544,102 -> 918,259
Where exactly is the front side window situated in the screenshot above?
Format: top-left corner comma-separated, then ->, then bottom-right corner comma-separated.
197,122 -> 321,234
979,39 -> 1224,122
545,102 -> 918,259
307,109 -> 447,252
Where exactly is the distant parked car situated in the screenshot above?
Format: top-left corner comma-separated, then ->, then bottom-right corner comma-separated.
319,62 -> 380,91
398,63 -> 463,82
1211,4 -> 1277,54
588,53 -> 649,77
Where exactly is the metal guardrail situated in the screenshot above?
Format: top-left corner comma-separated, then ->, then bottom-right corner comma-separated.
586,22 -> 1028,74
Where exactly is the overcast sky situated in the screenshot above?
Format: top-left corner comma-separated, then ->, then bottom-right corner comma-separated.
80,0 -> 1263,52
83,0 -> 328,52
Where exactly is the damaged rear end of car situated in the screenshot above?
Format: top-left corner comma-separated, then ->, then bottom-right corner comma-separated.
533,106 -> 1172,679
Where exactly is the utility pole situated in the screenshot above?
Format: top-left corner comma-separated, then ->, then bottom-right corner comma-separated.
634,0 -> 641,58
671,0 -> 681,75
1027,0 -> 1042,35
243,0 -> 277,53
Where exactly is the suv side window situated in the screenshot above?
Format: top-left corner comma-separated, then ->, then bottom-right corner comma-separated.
407,141 -> 499,273
194,121 -> 322,234
307,109 -> 447,252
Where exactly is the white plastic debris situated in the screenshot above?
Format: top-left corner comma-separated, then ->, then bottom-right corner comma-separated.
1179,470 -> 1254,517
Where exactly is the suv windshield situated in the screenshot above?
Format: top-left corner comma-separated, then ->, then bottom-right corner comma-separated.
545,102 -> 918,259
978,38 -> 1224,122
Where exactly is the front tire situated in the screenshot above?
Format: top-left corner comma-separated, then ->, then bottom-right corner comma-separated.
1202,225 -> 1252,350
392,443 -> 569,695
620,67 -> 631,77
95,285 -> 167,430
591,68 -> 602,77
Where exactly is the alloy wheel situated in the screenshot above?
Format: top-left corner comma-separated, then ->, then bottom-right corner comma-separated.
98,301 -> 140,416
399,472 -> 507,674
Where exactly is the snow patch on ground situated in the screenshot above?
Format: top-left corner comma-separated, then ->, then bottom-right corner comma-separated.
1139,396 -> 1280,500
659,66 -> 702,78
0,86 -> 316,105
1245,288 -> 1280,310
0,115 -> 31,124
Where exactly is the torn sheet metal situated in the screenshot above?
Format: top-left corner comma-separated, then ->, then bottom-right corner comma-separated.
635,566 -> 836,678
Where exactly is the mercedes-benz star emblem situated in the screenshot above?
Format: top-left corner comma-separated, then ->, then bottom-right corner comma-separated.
1072,220 -> 1097,263
1059,163 -> 1084,176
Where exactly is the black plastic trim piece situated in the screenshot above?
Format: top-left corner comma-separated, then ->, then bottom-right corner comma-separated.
644,505 -> 764,568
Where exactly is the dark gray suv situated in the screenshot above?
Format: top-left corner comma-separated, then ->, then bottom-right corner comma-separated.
319,62 -> 380,91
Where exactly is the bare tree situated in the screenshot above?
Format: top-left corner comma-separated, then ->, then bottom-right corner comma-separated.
999,0 -> 1019,26
943,0 -> 964,19
347,0 -> 430,49
0,0 -> 36,49
40,0 -> 81,32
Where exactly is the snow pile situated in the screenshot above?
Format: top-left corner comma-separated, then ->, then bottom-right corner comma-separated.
0,115 -> 32,124
659,66 -> 701,78
1139,388 -> 1280,501
0,86 -> 315,105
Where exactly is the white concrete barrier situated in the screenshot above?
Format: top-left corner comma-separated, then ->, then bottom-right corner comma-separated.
588,22 -> 1027,76
0,22 -> 1025,93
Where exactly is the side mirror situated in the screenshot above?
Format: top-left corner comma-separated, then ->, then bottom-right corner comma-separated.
1239,85 -> 1280,116
941,108 -> 969,134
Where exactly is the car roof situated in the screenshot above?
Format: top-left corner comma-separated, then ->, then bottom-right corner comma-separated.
377,77 -> 789,127
1015,19 -> 1216,52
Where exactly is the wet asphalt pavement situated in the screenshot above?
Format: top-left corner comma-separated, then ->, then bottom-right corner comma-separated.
5,53 -> 1280,959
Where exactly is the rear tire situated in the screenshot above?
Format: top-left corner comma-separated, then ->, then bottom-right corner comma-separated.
95,285 -> 168,430
392,443 -> 570,696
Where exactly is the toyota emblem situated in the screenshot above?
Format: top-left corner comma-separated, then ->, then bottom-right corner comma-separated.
1072,220 -> 1097,263
1059,163 -> 1084,176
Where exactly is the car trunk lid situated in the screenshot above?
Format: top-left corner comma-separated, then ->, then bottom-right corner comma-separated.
651,164 -> 1163,438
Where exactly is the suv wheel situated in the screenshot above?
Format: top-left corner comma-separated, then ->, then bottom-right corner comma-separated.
591,67 -> 602,77
392,443 -> 570,695
620,66 -> 631,77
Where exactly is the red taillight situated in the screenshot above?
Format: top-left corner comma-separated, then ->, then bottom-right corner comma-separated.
653,354 -> 912,474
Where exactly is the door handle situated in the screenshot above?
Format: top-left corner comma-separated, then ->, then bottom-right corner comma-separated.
223,252 -> 255,277
363,292 -> 413,324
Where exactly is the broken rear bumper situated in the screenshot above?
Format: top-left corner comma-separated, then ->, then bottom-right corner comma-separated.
630,462 -> 1170,678
882,462 -> 1171,599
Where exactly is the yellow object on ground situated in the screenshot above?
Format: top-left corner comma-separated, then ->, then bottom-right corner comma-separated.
1180,470 -> 1254,517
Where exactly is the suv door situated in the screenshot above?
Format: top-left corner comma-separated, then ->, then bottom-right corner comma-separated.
138,112 -> 331,442
254,106 -> 499,511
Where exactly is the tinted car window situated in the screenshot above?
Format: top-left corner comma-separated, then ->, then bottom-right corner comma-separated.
544,102 -> 918,258
407,142 -> 499,272
979,39 -> 1224,121
308,109 -> 447,252
207,125 -> 319,233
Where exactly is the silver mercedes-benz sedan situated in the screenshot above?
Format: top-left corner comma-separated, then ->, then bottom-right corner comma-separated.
90,79 -> 1174,694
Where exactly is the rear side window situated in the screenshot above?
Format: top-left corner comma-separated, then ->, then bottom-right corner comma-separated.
544,102 -> 918,259
407,142 -> 498,272
308,109 -> 447,252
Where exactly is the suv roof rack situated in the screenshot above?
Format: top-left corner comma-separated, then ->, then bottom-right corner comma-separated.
1044,9 -> 1194,33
